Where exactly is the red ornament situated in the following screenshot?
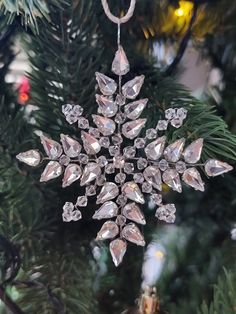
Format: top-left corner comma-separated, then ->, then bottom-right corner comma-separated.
18,76 -> 30,105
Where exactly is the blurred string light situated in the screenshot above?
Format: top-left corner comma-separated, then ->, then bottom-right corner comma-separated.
175,1 -> 193,18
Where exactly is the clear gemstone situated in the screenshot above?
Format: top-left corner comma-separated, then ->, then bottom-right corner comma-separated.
158,159 -> 169,171
133,173 -> 144,184
116,195 -> 127,206
122,119 -> 146,139
72,104 -> 83,116
124,99 -> 148,120
176,107 -> 187,120
182,167 -> 205,191
110,239 -> 127,267
122,75 -> 145,99
95,72 -> 117,96
16,150 -> 41,167
99,137 -> 110,148
96,175 -> 106,186
124,162 -> 134,174
78,153 -> 89,164
115,94 -> 126,106
115,215 -> 127,226
175,161 -> 187,173
171,118 -> 183,128
134,138 -> 146,149
156,120 -> 168,130
122,203 -> 146,225
40,161 -> 62,182
144,136 -> 166,160
80,162 -> 101,186
165,108 -> 176,120
183,138 -> 203,164
146,128 -> 157,139
88,128 -> 100,138
60,134 -> 81,157
97,156 -> 108,167
59,154 -> 70,166
121,223 -> 145,246
150,193 -> 162,205
113,155 -> 125,168
40,135 -> 62,159
115,112 -> 126,124
112,134 -> 123,145
204,159 -> 233,177
93,201 -> 118,220
76,196 -> 88,207
122,181 -> 145,204
112,45 -> 130,76
142,182 -> 152,193
109,145 -> 120,156
96,221 -> 119,240
81,131 -> 101,155
86,185 -> 96,196
92,115 -> 116,136
95,94 -> 118,117
65,114 -> 77,125
162,169 -> 182,192
143,166 -> 162,190
137,158 -> 148,170
123,146 -> 136,158
78,117 -> 89,129
62,103 -> 73,115
155,204 -> 176,223
96,182 -> 119,204
164,138 -> 185,162
63,202 -> 74,213
115,173 -> 126,184
105,164 -> 115,174
71,210 -> 82,221
62,164 -> 82,187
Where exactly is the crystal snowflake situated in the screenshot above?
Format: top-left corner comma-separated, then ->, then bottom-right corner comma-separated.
17,45 -> 233,266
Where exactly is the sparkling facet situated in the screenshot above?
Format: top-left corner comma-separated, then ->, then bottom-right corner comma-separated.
115,215 -> 127,226
88,127 -> 100,138
155,204 -> 176,223
115,94 -> 126,106
62,164 -> 82,187
113,156 -> 125,168
204,159 -> 233,177
158,159 -> 169,171
63,202 -> 74,213
86,185 -> 96,196
97,175 -> 106,186
95,72 -> 117,96
96,221 -> 119,240
175,161 -> 186,173
115,112 -> 126,124
76,196 -> 88,207
150,193 -> 162,205
122,119 -> 146,139
122,75 -> 145,99
122,181 -> 145,204
123,146 -> 136,158
144,136 -> 166,160
80,162 -> 101,186
164,138 -> 185,162
162,169 -> 182,193
134,137 -> 146,149
105,164 -> 115,174
92,115 -> 116,136
116,195 -> 128,206
59,154 -> 70,166
121,223 -> 145,246
81,131 -> 101,155
60,134 -> 81,158
40,135 -> 62,159
78,153 -> 89,164
78,117 -> 89,129
182,167 -> 205,191
183,138 -> 203,164
122,203 -> 146,225
96,182 -> 119,204
171,118 -> 183,128
63,209 -> 82,222
146,128 -> 157,139
156,120 -> 168,131
143,166 -> 162,191
165,108 -> 176,120
112,134 -> 123,145
115,173 -> 126,184
16,150 -> 41,167
137,158 -> 148,170
124,162 -> 134,174
93,201 -> 118,220
95,94 -> 118,117
142,182 -> 152,193
112,45 -> 130,76
110,239 -> 127,267
109,145 -> 120,156
97,156 -> 108,167
99,137 -> 110,148
40,161 -> 62,182
176,107 -> 187,120
133,173 -> 144,184
124,99 -> 148,120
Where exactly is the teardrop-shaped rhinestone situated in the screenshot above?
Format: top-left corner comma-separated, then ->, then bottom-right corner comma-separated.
143,166 -> 162,191
60,134 -> 81,158
110,238 -> 127,267
81,131 -> 101,155
80,162 -> 101,186
121,223 -> 145,246
162,169 -> 182,192
95,94 -> 118,117
122,119 -> 146,139
122,203 -> 146,225
122,181 -> 145,204
92,115 -> 116,136
16,150 -> 41,167
96,221 -> 119,240
93,201 -> 118,220
144,136 -> 166,160
40,161 -> 62,182
62,164 -> 82,188
96,182 -> 119,204
122,75 -> 145,99
164,138 -> 185,162
124,99 -> 148,120
204,159 -> 233,177
40,135 -> 62,159
182,167 -> 205,191
95,72 -> 117,96
183,138 -> 203,164
112,45 -> 130,76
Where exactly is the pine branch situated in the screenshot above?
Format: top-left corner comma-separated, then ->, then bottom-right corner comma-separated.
0,286 -> 25,314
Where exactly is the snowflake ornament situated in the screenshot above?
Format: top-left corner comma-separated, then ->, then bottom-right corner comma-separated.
17,45 -> 233,266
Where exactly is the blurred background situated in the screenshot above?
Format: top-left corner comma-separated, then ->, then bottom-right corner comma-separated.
0,0 -> 236,313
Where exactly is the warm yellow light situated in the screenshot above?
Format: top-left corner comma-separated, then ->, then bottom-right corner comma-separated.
155,250 -> 164,259
175,8 -> 184,17
174,1 -> 193,17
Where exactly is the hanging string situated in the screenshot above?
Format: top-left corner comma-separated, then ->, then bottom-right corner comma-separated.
101,0 -> 136,24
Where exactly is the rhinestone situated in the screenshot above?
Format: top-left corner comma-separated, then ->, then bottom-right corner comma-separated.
163,138 -> 185,162
115,94 -> 126,106
122,203 -> 146,225
63,202 -> 74,213
165,108 -> 176,120
183,138 -> 203,164
92,114 -> 116,136
95,72 -> 117,96
76,196 -> 88,207
175,161 -> 187,173
158,159 -> 169,171
123,146 -> 136,158
40,135 -> 62,159
105,164 -> 115,174
176,107 -> 187,120
109,239 -> 127,267
96,94 -> 118,117
60,134 -> 81,157
122,119 -> 146,139
122,181 -> 145,204
137,158 -> 148,170
88,128 -> 100,138
115,173 -> 126,184
134,138 -> 146,149
59,155 -> 70,166
62,164 -> 82,187
124,162 -> 134,174
143,166 -> 162,191
65,114 -> 77,125
96,221 -> 119,240
72,104 -> 83,117
145,136 -> 166,160
93,201 -> 118,220
99,137 -> 110,148
116,195 -> 128,206
78,117 -> 89,129
115,215 -> 127,226
133,173 -> 144,184
80,162 -> 101,186
16,150 -> 41,167
142,182 -> 152,193
162,169 -> 182,193
97,156 -> 108,167
171,118 -> 183,128
62,103 -> 73,115
146,128 -> 157,139
155,204 -> 176,223
150,193 -> 162,205
156,120 -> 168,131
112,134 -> 123,145
40,161 -> 62,182
182,167 -> 205,191
121,223 -> 145,246
115,112 -> 126,124
86,185 -> 97,196
205,159 -> 233,177
112,45 -> 130,76
113,156 -> 125,168
109,145 -> 120,157
122,75 -> 145,99
124,98 -> 148,120
96,175 -> 106,186
81,131 -> 101,155
78,153 -> 89,164
96,182 -> 119,204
